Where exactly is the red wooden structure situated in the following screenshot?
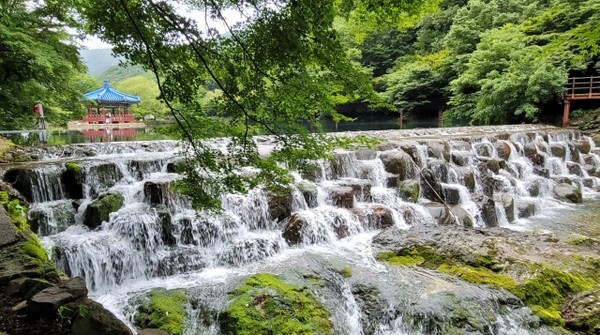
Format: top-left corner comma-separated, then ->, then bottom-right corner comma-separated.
562,76 -> 600,127
81,80 -> 141,124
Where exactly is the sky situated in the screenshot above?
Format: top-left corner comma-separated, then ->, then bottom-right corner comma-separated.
81,35 -> 113,50
80,5 -> 246,50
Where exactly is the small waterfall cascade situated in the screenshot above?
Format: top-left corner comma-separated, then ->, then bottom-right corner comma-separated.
2,125 -> 600,334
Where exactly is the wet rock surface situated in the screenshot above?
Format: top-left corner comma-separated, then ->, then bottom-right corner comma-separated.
373,225 -> 600,332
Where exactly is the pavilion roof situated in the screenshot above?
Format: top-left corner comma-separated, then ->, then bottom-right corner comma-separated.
83,80 -> 141,104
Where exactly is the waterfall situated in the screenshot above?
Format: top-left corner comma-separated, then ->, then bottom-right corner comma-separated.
4,125 -> 600,334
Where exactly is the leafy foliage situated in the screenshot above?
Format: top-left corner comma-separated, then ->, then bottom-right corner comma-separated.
448,26 -> 567,124
0,0 -> 91,129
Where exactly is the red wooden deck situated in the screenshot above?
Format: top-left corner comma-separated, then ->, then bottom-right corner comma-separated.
562,76 -> 600,127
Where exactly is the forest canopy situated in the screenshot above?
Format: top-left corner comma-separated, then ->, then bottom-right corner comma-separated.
2,0 -> 599,206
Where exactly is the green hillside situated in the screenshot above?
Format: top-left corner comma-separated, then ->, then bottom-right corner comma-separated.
96,64 -> 152,84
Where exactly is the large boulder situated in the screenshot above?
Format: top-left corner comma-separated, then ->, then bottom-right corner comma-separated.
459,169 -> 477,192
87,163 -> 123,197
219,274 -> 332,335
449,206 -> 474,228
365,205 -> 395,229
400,142 -> 424,167
3,168 -> 39,202
516,200 -> 536,219
327,186 -> 354,209
567,162 -> 586,177
442,185 -> 461,205
549,144 -> 567,159
479,197 -> 498,227
28,201 -> 76,236
282,214 -> 306,245
524,143 -> 544,166
420,169 -> 445,203
424,203 -> 455,226
83,193 -> 124,229
565,289 -> 600,333
398,179 -> 420,203
427,159 -> 449,183
554,183 -> 583,203
156,206 -> 176,246
574,140 -> 591,155
61,162 -> 84,199
144,181 -> 171,206
354,148 -> 377,161
71,299 -> 133,335
474,142 -> 493,157
336,179 -> 372,202
496,193 -> 515,222
494,140 -> 512,160
297,181 -> 318,208
265,190 -> 293,222
28,277 -> 88,318
0,206 -> 17,247
451,152 -> 474,167
5,277 -> 53,300
379,150 -> 417,180
567,143 -> 581,163
427,141 -> 450,161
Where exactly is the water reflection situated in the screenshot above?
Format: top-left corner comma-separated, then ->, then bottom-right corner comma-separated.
50,127 -> 173,144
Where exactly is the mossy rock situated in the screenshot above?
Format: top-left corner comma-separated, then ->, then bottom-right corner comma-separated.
71,299 -> 133,335
134,289 -> 188,335
0,195 -> 59,285
219,273 -> 333,335
62,162 -> 84,199
376,245 -> 596,328
565,288 -> 600,333
398,180 -> 420,203
83,193 -> 124,229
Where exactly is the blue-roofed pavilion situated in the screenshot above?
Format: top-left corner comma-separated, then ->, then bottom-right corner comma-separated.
82,80 -> 141,124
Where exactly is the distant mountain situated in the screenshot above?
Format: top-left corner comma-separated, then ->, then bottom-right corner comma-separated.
80,48 -> 121,76
96,64 -> 153,84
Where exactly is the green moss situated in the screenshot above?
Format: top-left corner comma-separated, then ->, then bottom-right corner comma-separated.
0,193 -> 28,232
376,246 -> 444,268
84,193 -> 123,228
220,273 -> 333,335
377,251 -> 425,266
398,181 -> 420,203
515,265 -> 594,309
21,237 -> 49,262
66,162 -> 82,174
134,289 -> 188,335
531,306 -> 564,327
340,266 -> 352,278
376,244 -> 598,328
437,264 -> 516,290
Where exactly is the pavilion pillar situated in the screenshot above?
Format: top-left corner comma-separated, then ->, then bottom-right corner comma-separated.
562,99 -> 571,128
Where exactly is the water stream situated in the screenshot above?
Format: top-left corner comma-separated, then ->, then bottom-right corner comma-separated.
2,125 -> 598,334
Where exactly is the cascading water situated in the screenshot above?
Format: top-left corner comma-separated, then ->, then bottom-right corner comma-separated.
3,125 -> 600,334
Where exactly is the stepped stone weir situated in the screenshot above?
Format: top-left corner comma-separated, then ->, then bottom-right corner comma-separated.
2,124 -> 600,334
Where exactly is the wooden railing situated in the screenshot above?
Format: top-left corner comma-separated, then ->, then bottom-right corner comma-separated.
565,76 -> 600,100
